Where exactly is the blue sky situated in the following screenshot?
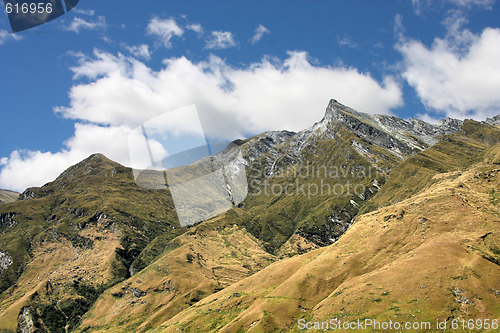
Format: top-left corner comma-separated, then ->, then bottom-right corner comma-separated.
1,0 -> 500,191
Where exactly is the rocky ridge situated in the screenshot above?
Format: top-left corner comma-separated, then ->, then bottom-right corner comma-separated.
485,114 -> 500,127
204,99 -> 463,184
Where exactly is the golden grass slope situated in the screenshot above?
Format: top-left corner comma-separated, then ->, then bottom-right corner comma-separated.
0,190 -> 18,204
75,209 -> 276,333
0,220 -> 121,332
150,123 -> 500,333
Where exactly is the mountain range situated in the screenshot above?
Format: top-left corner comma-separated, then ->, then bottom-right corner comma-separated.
0,100 -> 499,332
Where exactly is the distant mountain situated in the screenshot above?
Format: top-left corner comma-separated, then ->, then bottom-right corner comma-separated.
0,100 -> 498,333
0,189 -> 19,205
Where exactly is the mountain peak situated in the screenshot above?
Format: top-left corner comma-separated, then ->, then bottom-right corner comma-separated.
55,153 -> 124,182
20,154 -> 127,200
324,99 -> 463,143
323,99 -> 367,123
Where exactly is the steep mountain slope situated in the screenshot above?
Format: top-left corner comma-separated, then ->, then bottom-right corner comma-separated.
69,101 -> 466,332
361,119 -> 500,213
75,211 -> 275,333
228,100 -> 461,254
0,154 -> 185,332
152,120 -> 500,332
0,190 -> 19,205
0,100 -> 470,332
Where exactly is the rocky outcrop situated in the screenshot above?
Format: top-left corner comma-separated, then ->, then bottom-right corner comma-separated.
19,190 -> 35,200
233,99 -> 463,178
322,99 -> 462,152
0,212 -> 17,231
17,306 -> 36,333
130,287 -> 147,297
485,114 -> 500,127
240,130 -> 296,163
0,251 -> 13,270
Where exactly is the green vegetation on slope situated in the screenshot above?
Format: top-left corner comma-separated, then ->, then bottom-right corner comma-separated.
361,120 -> 500,213
151,120 -> 500,333
0,154 -> 186,331
241,123 -> 398,253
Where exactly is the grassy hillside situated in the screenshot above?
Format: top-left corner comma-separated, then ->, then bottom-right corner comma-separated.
148,121 -> 500,332
75,210 -> 275,333
2,115 -> 496,332
0,154 -> 184,332
0,190 -> 19,205
241,123 -> 401,254
361,120 -> 500,213
71,119 -> 406,332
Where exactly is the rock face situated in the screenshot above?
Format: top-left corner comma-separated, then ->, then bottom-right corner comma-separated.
322,99 -> 462,151
184,99 -> 465,250
0,212 -> 17,231
210,99 -> 463,178
485,114 -> 500,127
17,306 -> 36,333
0,251 -> 12,271
196,99 -> 464,204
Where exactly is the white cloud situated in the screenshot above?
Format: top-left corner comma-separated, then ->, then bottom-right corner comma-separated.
410,0 -> 430,15
72,8 -> 95,16
0,29 -> 23,45
63,16 -> 106,33
146,17 -> 183,48
67,49 -> 130,80
125,44 -> 151,60
186,23 -> 203,36
447,0 -> 494,8
394,14 -> 405,40
205,31 -> 236,50
337,35 -> 358,48
0,124 -> 167,192
411,0 -> 493,15
250,24 -> 270,44
398,26 -> 500,120
1,50 -> 402,191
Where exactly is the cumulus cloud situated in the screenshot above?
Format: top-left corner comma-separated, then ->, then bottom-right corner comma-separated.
63,16 -> 106,33
398,16 -> 500,120
146,17 -> 183,48
1,50 -> 402,191
0,29 -> 23,45
186,23 -> 203,36
205,31 -> 236,50
250,24 -> 270,44
0,124 -> 167,192
125,44 -> 151,60
67,50 -> 130,80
